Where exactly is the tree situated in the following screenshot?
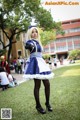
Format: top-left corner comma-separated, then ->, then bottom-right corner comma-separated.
68,49 -> 80,60
0,0 -> 62,63
40,30 -> 56,45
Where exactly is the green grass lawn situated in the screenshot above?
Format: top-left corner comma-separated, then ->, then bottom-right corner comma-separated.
0,64 -> 80,120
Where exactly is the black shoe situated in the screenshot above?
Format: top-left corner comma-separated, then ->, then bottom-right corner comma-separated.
45,103 -> 53,112
2,87 -> 5,91
36,106 -> 46,114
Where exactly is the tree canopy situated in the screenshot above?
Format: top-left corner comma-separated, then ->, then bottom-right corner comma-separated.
39,29 -> 56,45
68,49 -> 80,60
0,0 -> 63,63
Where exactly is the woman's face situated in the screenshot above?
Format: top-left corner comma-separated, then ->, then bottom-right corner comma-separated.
31,28 -> 38,39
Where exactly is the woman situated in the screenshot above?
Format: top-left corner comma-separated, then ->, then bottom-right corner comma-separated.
23,26 -> 54,114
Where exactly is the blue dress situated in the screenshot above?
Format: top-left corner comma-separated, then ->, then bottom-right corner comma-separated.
23,39 -> 54,80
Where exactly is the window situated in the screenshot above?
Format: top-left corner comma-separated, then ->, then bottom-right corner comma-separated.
18,50 -> 22,56
64,28 -> 80,33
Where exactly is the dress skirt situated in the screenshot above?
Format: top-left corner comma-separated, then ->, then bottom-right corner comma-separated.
23,52 -> 54,80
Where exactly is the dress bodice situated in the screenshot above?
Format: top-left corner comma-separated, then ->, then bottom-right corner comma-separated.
26,39 -> 42,53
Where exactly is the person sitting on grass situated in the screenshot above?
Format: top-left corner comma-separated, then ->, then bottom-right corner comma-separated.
0,67 -> 9,91
7,73 -> 18,87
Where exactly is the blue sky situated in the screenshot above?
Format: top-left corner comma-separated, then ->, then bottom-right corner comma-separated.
41,0 -> 80,22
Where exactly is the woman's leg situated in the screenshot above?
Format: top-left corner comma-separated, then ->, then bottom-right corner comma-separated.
34,79 -> 46,114
34,79 -> 41,107
42,79 -> 53,111
42,79 -> 50,105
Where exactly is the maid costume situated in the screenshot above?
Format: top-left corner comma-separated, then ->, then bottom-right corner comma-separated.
23,39 -> 54,80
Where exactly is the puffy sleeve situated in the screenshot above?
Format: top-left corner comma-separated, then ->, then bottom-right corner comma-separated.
25,40 -> 34,51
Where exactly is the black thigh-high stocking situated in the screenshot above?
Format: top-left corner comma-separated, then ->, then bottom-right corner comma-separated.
34,79 -> 41,107
42,80 -> 50,105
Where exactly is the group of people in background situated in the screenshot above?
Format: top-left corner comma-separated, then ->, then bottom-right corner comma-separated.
12,57 -> 27,74
45,56 -> 64,70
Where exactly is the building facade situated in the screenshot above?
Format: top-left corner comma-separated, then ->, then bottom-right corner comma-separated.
44,18 -> 80,59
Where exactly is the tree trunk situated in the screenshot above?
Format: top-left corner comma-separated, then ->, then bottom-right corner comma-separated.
7,43 -> 12,64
